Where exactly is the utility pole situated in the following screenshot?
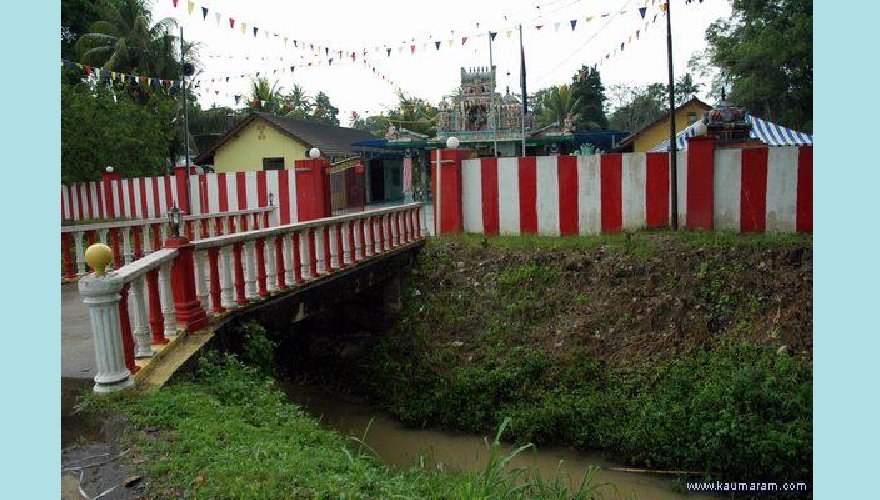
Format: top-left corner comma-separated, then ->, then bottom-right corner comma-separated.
180,26 -> 192,212
489,32 -> 498,157
665,1 -> 678,230
519,24 -> 526,156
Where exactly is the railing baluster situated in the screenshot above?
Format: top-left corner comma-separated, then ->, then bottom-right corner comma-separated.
273,235 -> 285,290
73,232 -> 86,276
233,242 -> 247,304
147,268 -> 167,344
220,245 -> 235,309
245,241 -> 258,299
286,233 -> 299,284
130,276 -> 153,358
394,212 -> 401,247
159,262 -> 177,338
256,238 -> 268,297
344,221 -> 354,265
141,225 -> 152,255
323,225 -> 332,272
117,282 -> 138,374
329,224 -> 340,270
313,227 -> 325,275
194,250 -> 209,310
208,247 -> 225,314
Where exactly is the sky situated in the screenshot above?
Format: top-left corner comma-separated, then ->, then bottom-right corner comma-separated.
150,0 -> 732,126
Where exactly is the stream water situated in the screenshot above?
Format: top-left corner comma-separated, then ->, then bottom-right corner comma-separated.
281,381 -> 711,499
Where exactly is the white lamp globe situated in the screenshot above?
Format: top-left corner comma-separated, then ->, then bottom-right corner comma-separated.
308,147 -> 321,159
446,137 -> 460,149
693,120 -> 708,137
105,166 -> 114,173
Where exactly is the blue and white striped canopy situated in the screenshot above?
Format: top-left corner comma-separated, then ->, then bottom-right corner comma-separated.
651,115 -> 813,152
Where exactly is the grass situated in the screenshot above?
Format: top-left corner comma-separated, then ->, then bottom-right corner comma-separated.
75,331 -> 617,499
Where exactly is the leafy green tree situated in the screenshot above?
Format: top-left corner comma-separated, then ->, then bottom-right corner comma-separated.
675,72 -> 702,107
536,85 -> 581,128
384,91 -> 437,136
62,0 -> 109,60
700,0 -> 812,131
310,92 -> 340,126
74,0 -> 180,78
281,84 -> 312,119
62,80 -> 174,183
350,112 -> 387,137
607,83 -> 668,132
570,65 -> 608,129
248,78 -> 284,114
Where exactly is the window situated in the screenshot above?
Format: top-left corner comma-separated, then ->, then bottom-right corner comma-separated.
688,112 -> 698,124
262,157 -> 284,170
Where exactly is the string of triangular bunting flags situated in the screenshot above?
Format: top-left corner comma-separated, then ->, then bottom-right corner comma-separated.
61,60 -> 184,90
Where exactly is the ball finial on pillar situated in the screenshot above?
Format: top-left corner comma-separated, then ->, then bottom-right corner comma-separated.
84,243 -> 113,276
446,137 -> 460,149
308,147 -> 321,159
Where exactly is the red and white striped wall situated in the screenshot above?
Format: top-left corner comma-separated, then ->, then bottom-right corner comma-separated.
62,170 -> 300,224
457,145 -> 811,235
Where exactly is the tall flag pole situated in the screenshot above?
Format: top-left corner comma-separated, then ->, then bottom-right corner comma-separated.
519,24 -> 527,155
665,1 -> 678,230
489,31 -> 498,156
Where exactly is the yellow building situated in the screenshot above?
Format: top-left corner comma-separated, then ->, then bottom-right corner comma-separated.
194,112 -> 378,172
615,97 -> 712,153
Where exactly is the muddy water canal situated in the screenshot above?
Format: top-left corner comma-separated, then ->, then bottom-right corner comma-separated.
282,382 -> 712,499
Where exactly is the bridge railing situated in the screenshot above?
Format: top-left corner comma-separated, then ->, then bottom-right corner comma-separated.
62,206 -> 275,280
77,202 -> 424,393
189,203 -> 424,318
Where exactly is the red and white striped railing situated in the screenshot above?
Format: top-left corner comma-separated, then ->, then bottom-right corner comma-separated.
62,207 -> 275,280
77,203 -> 424,393
189,203 -> 424,316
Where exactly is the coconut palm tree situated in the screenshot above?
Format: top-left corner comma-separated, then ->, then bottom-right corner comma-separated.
74,0 -> 180,77
538,85 -> 582,128
248,78 -> 284,113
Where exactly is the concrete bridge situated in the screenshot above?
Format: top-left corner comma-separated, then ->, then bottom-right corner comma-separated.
67,203 -> 425,393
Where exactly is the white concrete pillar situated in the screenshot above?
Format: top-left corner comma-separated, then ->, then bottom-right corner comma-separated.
244,241 -> 257,298
141,226 -> 152,254
354,220 -> 364,261
283,233 -> 295,285
78,274 -> 134,393
328,224 -> 339,270
342,221 -> 353,265
299,231 -> 312,280
122,227 -> 133,264
266,236 -> 277,292
129,276 -> 153,358
74,232 -> 86,276
364,218 -> 373,257
194,250 -> 209,310
314,227 -> 326,275
159,262 -> 177,337
220,245 -> 235,308
392,213 -> 400,247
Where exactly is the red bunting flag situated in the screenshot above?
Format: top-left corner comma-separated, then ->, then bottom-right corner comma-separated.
172,0 -> 178,7
410,44 -> 416,54
229,18 -> 234,28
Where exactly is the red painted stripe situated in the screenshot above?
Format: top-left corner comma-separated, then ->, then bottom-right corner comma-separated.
165,175 -> 174,210
139,177 -> 149,218
278,170 -> 290,224
84,183 -> 94,220
75,184 -> 85,221
645,152 -> 670,228
217,173 -> 229,212
685,138 -> 715,230
152,176 -> 161,216
67,186 -> 75,220
61,188 -> 67,220
600,154 -> 623,233
236,172 -> 248,210
96,182 -> 105,219
480,158 -> 499,236
796,146 -> 813,232
115,179 -> 125,217
127,178 -> 137,219
198,174 -> 208,214
740,148 -> 768,232
518,156 -> 537,234
557,156 -> 579,236
257,171 -> 268,207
